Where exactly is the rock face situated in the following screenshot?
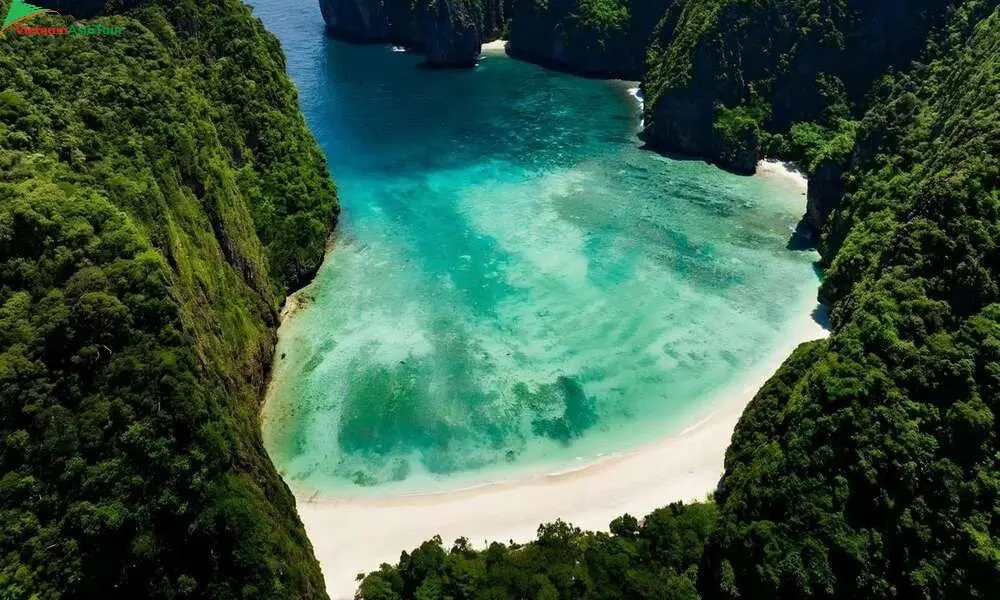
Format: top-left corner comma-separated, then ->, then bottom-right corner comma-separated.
319,0 -> 391,40
507,0 -> 671,79
1,0 -> 338,596
643,0 -> 957,175
481,0 -> 508,40
805,158 -> 846,233
421,0 -> 484,67
319,0 -> 504,67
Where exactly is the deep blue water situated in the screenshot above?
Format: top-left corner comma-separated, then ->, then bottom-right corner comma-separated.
252,0 -> 820,494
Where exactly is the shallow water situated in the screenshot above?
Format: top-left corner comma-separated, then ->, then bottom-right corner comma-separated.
252,0 -> 819,495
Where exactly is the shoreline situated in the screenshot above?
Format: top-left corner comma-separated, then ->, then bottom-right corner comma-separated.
757,158 -> 808,189
260,285 -> 313,426
279,287 -> 308,323
295,288 -> 826,599
481,39 -> 507,54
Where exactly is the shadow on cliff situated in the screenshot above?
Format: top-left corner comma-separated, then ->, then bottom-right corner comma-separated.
811,302 -> 831,331
503,44 -> 642,80
635,125 -> 762,177
635,140 -> 732,169
786,216 -> 819,251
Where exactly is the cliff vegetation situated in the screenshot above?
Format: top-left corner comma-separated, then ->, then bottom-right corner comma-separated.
0,0 -> 338,598
642,0 -> 960,175
506,0 -> 669,78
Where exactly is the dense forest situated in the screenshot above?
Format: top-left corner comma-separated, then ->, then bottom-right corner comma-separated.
642,0 -> 963,174
0,0 -> 337,598
360,0 -> 1000,598
358,503 -> 718,600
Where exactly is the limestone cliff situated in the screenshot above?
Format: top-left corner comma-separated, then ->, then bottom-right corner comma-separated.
804,159 -> 846,234
318,0 -> 391,40
507,0 -> 671,79
319,0 -> 504,67
420,0 -> 484,66
643,0 -> 958,177
0,0 -> 337,597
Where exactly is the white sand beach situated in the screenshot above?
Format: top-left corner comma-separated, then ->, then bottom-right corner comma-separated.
481,39 -> 508,54
294,237 -> 827,600
757,158 -> 808,189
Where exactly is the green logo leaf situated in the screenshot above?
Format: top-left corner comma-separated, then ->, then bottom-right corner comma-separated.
3,0 -> 57,31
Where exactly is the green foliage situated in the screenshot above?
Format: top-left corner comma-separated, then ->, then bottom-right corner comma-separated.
508,0 -> 666,77
3,1 -> 999,599
359,502 -> 717,600
700,4 -> 1000,599
573,0 -> 629,37
0,0 -> 337,598
763,119 -> 859,172
644,0 -> 724,96
712,103 -> 764,168
644,0 -> 960,171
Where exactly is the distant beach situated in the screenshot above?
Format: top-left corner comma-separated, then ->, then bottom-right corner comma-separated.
481,39 -> 508,54
757,158 -> 809,189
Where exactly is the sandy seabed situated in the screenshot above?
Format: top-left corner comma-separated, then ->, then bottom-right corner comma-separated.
290,159 -> 824,597
301,311 -> 827,598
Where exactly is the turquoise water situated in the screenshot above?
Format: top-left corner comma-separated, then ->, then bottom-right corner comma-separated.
253,1 -> 819,494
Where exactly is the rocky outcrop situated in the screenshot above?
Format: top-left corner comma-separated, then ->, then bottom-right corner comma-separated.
643,0 -> 957,174
481,0 -> 507,40
507,0 -> 671,79
421,0 -> 484,67
641,54 -> 758,174
1,0 -> 338,596
805,158 -> 846,233
319,0 -> 504,67
319,0 -> 391,40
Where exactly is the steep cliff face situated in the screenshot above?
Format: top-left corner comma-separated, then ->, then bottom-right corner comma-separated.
643,0 -> 958,177
804,158 -> 845,233
318,0 -> 391,40
421,0 -> 483,66
0,0 -> 337,597
701,6 -> 1000,598
507,0 -> 671,78
482,0 -> 507,39
319,0 -> 502,67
